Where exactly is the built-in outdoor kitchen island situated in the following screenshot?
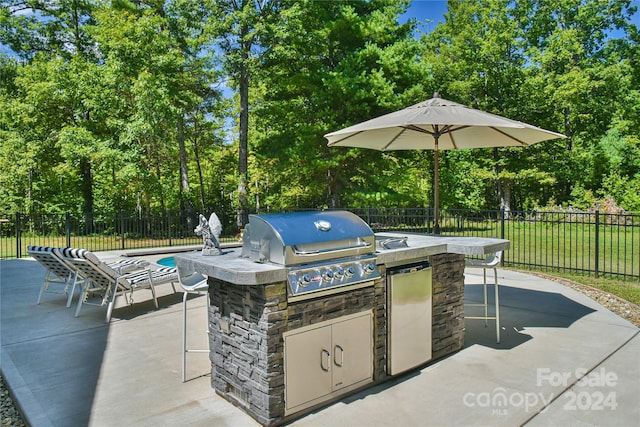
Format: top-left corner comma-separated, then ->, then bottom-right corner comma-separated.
175,211 -> 509,426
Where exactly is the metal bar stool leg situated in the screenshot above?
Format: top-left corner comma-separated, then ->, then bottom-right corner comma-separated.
465,251 -> 503,344
182,290 -> 189,383
494,267 -> 500,344
182,286 -> 210,382
483,269 -> 488,326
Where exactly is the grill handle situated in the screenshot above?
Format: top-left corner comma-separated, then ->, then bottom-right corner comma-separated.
379,237 -> 408,249
293,241 -> 371,256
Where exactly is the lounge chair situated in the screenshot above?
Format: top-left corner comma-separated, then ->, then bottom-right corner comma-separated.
27,246 -> 79,307
55,247 -> 178,323
27,246 -> 150,308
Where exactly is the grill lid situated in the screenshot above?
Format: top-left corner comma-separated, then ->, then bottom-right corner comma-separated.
242,211 -> 375,265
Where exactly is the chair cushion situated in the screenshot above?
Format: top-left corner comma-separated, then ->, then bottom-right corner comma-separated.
106,258 -> 149,273
120,267 -> 178,289
57,247 -> 119,284
27,245 -> 56,254
27,246 -> 75,280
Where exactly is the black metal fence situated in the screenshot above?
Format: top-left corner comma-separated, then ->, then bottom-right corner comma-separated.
1,208 -> 638,281
0,210 -> 240,258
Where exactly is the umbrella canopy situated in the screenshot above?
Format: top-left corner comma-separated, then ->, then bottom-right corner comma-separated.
325,93 -> 566,233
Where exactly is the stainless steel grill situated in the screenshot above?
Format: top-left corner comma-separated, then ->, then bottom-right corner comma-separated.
242,211 -> 380,301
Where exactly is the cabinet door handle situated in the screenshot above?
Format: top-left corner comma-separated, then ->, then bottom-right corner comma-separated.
334,344 -> 344,367
321,349 -> 331,372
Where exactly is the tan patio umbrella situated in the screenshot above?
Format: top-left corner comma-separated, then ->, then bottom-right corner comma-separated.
324,93 -> 566,233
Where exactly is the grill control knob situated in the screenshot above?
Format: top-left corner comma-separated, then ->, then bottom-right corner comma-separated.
335,266 -> 345,278
299,274 -> 312,287
364,263 -> 376,274
345,266 -> 356,277
322,270 -> 334,281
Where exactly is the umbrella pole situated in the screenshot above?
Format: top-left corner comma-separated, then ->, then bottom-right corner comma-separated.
433,136 -> 440,234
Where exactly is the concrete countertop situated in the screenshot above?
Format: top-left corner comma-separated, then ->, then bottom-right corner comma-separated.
175,233 -> 510,286
374,232 -> 509,265
175,248 -> 288,285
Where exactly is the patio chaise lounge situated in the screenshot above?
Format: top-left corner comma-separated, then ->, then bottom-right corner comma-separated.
55,247 -> 178,323
27,246 -> 150,308
27,246 -> 79,308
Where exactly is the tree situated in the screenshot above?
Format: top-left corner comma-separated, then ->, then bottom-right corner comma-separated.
251,0 -> 430,210
206,0 -> 282,227
519,0 -> 639,206
1,0 -> 101,215
1,0 -> 226,217
420,0 -> 639,212
79,1 -> 224,216
421,0 -> 542,214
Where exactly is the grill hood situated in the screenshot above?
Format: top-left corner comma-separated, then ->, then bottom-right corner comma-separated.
242,211 -> 375,265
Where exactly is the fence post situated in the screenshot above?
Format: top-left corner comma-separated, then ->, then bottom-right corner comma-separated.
594,211 -> 600,278
15,212 -> 21,258
500,209 -> 505,240
65,212 -> 71,248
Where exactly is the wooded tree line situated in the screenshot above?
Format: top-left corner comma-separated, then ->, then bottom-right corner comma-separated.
1,0 -> 639,230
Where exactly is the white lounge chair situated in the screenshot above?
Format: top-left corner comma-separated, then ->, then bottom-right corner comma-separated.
28,246 -> 150,308
27,246 -> 79,307
56,247 -> 178,323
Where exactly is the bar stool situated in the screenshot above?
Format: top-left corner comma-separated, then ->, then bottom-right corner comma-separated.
465,251 -> 502,343
177,266 -> 210,382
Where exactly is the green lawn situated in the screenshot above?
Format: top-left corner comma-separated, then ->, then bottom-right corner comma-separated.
535,270 -> 640,306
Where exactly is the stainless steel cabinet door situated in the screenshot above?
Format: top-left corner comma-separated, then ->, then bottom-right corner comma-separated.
284,324 -> 333,411
388,265 -> 432,375
332,313 -> 373,391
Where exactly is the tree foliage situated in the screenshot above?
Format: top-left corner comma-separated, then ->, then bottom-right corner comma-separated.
1,0 -> 639,227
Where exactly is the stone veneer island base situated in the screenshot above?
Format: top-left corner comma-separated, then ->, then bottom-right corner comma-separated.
175,233 -> 509,426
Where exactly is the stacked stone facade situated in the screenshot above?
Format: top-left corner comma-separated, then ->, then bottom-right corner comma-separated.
430,253 -> 466,359
208,253 -> 465,426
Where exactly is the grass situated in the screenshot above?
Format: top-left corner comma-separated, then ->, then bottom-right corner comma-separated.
504,221 -> 638,280
434,217 -> 639,281
537,270 -> 640,306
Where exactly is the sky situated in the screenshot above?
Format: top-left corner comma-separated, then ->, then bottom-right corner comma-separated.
402,0 -> 449,31
2,1 -> 639,56
401,0 -> 640,35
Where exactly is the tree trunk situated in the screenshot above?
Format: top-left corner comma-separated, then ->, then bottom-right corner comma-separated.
178,116 -> 193,210
80,157 -> 94,231
492,147 -> 510,219
153,150 -> 166,215
237,28 -> 250,229
564,106 -> 572,151
192,131 -> 206,213
499,181 -> 511,220
327,168 -> 341,208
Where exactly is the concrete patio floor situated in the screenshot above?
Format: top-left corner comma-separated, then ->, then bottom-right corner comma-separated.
1,252 -> 638,426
